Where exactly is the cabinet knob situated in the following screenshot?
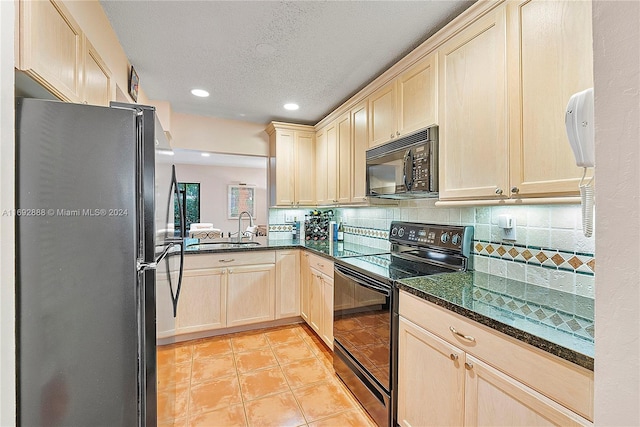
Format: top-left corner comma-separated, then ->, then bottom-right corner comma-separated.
449,353 -> 458,361
464,362 -> 474,370
229,269 -> 233,274
511,186 -> 520,194
396,131 -> 400,136
390,133 -> 394,139
495,188 -> 504,195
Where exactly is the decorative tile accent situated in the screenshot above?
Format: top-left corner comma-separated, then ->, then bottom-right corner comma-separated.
471,286 -> 594,343
472,239 -> 595,276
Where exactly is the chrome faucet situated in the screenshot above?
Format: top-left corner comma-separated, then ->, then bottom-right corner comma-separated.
236,211 -> 254,242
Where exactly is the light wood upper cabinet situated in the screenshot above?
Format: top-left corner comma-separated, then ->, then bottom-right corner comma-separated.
351,101 -> 368,203
507,0 -> 593,198
336,113 -> 352,204
315,127 -> 328,205
18,0 -> 112,106
19,0 -> 83,103
326,122 -> 338,203
438,5 -> 509,200
267,123 -> 315,207
438,1 -> 593,201
83,38 -> 112,107
398,53 -> 438,137
226,264 -> 276,327
275,250 -> 300,319
295,132 -> 316,206
368,52 -> 438,149
368,81 -> 397,148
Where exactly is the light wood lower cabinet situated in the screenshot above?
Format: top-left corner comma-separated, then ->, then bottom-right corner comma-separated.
226,264 -> 276,327
275,250 -> 300,319
397,317 -> 465,427
160,251 -> 279,338
176,268 -> 227,334
398,291 -> 593,426
465,355 -> 589,426
301,252 -> 334,348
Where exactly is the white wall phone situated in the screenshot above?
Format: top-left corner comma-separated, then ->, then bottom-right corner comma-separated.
565,87 -> 595,237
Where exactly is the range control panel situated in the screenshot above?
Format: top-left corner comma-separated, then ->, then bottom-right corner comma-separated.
389,221 -> 473,255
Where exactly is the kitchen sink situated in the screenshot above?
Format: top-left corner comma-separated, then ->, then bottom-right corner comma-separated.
186,241 -> 261,250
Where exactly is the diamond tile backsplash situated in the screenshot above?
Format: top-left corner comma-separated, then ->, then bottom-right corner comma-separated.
269,200 -> 595,298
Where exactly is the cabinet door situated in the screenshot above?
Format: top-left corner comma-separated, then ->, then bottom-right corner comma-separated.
326,122 -> 338,203
320,272 -> 334,349
84,37 -> 111,106
315,128 -> 329,205
273,130 -> 296,206
351,101 -> 368,203
507,0 -> 593,197
175,269 -> 227,334
308,268 -> 324,335
464,355 -> 590,426
295,131 -> 316,205
19,0 -> 83,102
438,6 -> 509,200
397,317 -> 465,427
398,53 -> 437,136
336,112 -> 352,204
227,264 -> 275,327
369,81 -> 398,148
300,252 -> 311,322
275,250 -> 300,319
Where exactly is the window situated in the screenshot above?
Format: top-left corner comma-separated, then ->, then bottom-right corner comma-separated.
174,183 -> 200,233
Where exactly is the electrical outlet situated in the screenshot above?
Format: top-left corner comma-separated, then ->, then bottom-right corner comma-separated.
285,214 -> 294,223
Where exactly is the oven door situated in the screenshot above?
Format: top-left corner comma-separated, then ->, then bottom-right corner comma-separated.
333,265 -> 392,392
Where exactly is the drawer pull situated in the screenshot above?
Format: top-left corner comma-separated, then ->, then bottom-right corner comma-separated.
449,353 -> 458,361
449,326 -> 475,342
317,263 -> 325,268
465,362 -> 474,370
219,259 -> 235,263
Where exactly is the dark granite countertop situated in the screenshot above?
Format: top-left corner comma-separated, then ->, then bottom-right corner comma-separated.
397,271 -> 594,370
181,237 -> 386,260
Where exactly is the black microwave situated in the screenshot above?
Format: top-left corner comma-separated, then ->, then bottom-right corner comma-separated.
366,126 -> 438,199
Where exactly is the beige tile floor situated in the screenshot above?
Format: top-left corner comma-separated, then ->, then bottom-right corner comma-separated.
157,323 -> 377,427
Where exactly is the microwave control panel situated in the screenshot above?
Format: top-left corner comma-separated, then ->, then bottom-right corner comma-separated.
411,144 -> 431,190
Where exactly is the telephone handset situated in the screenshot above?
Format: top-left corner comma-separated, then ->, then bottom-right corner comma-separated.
565,87 -> 595,237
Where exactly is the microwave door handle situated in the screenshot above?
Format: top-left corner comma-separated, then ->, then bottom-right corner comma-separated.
403,149 -> 414,191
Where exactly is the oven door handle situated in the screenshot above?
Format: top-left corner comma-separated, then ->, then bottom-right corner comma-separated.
334,267 -> 391,296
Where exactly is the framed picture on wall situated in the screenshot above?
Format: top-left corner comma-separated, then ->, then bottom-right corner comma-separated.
128,66 -> 139,102
228,185 -> 256,220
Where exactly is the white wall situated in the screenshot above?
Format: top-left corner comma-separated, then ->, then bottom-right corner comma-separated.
171,112 -> 269,156
174,163 -> 268,234
592,1 -> 640,424
0,1 -> 16,425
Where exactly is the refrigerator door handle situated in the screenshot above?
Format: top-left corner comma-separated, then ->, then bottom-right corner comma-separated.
169,165 -> 185,318
137,243 -> 176,272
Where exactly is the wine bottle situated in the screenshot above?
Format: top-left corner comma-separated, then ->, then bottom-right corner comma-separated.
337,222 -> 344,242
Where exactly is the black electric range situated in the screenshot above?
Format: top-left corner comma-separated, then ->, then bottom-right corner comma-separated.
333,221 -> 474,427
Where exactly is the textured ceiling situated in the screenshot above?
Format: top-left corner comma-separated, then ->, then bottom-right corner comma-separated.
100,1 -> 474,125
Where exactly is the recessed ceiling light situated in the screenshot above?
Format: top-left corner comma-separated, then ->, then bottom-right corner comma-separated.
158,150 -> 174,156
191,89 -> 210,98
201,152 -> 211,157
284,103 -> 299,111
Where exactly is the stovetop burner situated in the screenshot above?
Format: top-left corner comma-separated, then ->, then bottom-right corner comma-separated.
335,221 -> 474,282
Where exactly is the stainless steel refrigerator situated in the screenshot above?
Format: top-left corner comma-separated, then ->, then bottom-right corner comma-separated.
15,98 -> 185,426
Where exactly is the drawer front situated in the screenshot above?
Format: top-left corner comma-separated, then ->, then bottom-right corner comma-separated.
306,252 -> 334,277
184,251 -> 276,270
399,291 -> 594,421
